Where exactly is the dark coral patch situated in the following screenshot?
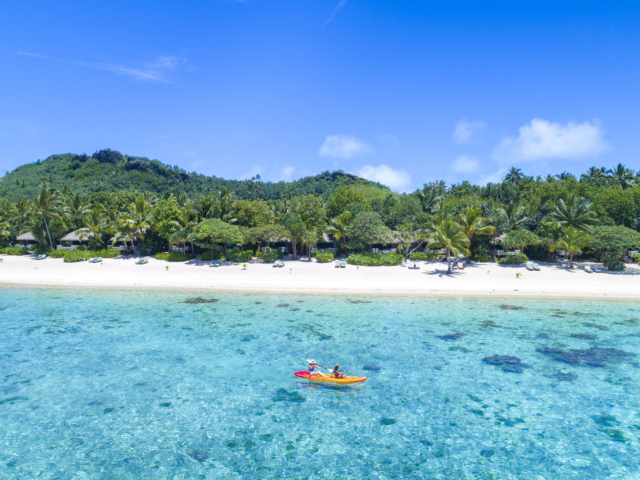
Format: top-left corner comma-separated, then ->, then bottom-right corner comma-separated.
570,334 -> 596,340
483,355 -> 531,373
439,333 -> 465,340
537,346 -> 634,367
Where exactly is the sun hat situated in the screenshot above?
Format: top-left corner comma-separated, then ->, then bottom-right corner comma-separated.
306,359 -> 315,364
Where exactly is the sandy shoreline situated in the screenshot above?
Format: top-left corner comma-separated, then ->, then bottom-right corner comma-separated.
1,254 -> 640,300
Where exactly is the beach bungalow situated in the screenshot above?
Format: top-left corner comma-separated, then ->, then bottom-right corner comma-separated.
489,234 -> 508,259
311,234 -> 339,254
15,232 -> 38,249
58,229 -> 93,251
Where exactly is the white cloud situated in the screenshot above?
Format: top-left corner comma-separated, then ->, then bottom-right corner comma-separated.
323,0 -> 348,27
356,164 -> 411,191
493,118 -> 609,163
478,168 -> 507,185
16,51 -> 189,83
271,165 -> 295,182
240,165 -> 263,180
453,119 -> 486,144
319,134 -> 373,159
451,155 -> 480,173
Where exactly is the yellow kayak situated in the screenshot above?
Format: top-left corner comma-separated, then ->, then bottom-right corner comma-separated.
294,371 -> 367,384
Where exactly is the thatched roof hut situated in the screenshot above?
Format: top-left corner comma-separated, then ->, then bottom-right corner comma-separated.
16,232 -> 36,242
60,228 -> 93,242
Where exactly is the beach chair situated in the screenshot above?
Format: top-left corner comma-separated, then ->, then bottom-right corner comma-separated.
340,261 -> 346,268
215,259 -> 221,267
451,261 -> 458,270
335,260 -> 341,268
584,265 -> 593,273
278,261 -> 285,268
411,263 -> 420,270
526,262 -> 535,271
272,260 -> 279,268
136,258 -> 149,265
592,265 -> 601,273
458,260 -> 464,270
89,257 -> 102,263
36,254 -> 47,260
533,263 -> 541,271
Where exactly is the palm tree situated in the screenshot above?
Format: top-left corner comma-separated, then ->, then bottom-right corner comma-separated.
64,193 -> 91,228
427,218 -> 470,274
607,164 -> 635,189
302,227 -> 321,259
415,182 -> 445,214
82,210 -> 112,249
581,166 -> 607,183
555,172 -> 576,181
458,207 -> 496,240
111,217 -> 143,254
31,186 -> 60,247
504,167 -> 524,185
497,201 -> 527,230
550,227 -> 590,268
325,212 -> 352,253
547,195 -> 598,232
0,221 -> 10,241
170,207 -> 199,253
128,199 -> 153,252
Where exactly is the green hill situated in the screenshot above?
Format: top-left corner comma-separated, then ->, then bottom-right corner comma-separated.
0,149 -> 393,199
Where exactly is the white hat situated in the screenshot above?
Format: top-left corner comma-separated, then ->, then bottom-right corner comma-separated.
306,359 -> 315,363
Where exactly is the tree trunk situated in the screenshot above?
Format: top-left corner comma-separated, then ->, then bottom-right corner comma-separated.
569,253 -> 573,268
292,240 -> 297,259
43,215 -> 53,247
447,259 -> 452,274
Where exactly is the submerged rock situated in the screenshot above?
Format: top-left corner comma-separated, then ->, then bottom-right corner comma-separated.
276,304 -> 290,308
189,452 -> 209,462
584,323 -> 609,330
350,300 -> 372,304
570,334 -> 597,340
500,305 -> 523,310
380,418 -> 396,425
439,333 -> 465,340
182,298 -> 219,304
483,355 -> 531,373
363,365 -> 381,371
536,346 -> 635,367
272,388 -> 306,403
549,372 -> 578,381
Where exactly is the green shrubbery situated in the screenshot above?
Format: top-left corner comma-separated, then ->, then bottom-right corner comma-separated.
201,250 -> 222,261
64,250 -> 94,262
225,250 -> 253,262
167,251 -> 190,262
347,252 -> 403,266
49,250 -> 66,258
155,253 -> 169,261
633,254 -> 640,264
602,255 -> 625,271
315,252 -> 334,263
259,250 -> 283,262
95,249 -> 120,258
499,253 -> 528,265
409,251 -> 444,261
0,247 -> 29,255
34,245 -> 53,255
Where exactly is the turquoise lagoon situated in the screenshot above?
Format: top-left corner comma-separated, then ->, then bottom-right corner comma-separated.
1,287 -> 640,479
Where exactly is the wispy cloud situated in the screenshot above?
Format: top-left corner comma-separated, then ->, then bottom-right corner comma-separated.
357,164 -> 411,192
453,119 -> 486,144
323,0 -> 348,27
319,134 -> 373,159
451,155 -> 480,173
493,118 -> 609,163
16,51 -> 189,83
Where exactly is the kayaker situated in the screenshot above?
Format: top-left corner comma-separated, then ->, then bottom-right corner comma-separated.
307,359 -> 325,378
332,364 -> 347,379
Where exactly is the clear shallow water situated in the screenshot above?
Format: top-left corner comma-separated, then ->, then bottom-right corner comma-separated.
1,288 -> 640,479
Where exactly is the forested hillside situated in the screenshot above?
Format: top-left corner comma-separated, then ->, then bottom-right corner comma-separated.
0,149 -> 392,200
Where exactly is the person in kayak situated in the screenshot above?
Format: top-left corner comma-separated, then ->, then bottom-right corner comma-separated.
307,359 -> 326,378
331,364 -> 347,379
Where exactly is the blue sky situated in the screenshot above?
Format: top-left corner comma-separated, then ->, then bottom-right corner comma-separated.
1,1 -> 639,191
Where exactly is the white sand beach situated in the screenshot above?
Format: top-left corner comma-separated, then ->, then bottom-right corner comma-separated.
1,255 -> 639,299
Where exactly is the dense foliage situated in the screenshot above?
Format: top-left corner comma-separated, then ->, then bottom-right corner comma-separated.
315,252 -> 334,263
3,151 -> 640,272
347,253 -> 404,266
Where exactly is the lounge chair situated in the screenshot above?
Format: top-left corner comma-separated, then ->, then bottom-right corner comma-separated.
533,263 -> 541,271
410,263 -> 420,270
36,254 -> 47,260
278,261 -> 285,268
215,259 -> 221,267
526,262 -> 535,271
273,260 -> 279,268
584,265 -> 593,273
592,265 -> 601,273
89,257 -> 102,263
340,261 -> 346,268
136,258 -> 149,265
451,262 -> 458,270
209,259 -> 221,267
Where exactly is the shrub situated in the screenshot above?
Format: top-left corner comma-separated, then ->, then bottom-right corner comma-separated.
49,250 -> 67,258
76,245 -> 88,251
63,250 -> 93,263
633,253 -> 640,264
225,250 -> 253,263
167,251 -> 189,262
602,255 -> 626,271
0,247 -> 29,256
499,253 -> 528,265
95,248 -> 120,258
34,244 -> 53,255
347,252 -> 403,266
260,250 -> 283,262
201,250 -> 223,261
155,253 -> 169,261
315,252 -> 334,263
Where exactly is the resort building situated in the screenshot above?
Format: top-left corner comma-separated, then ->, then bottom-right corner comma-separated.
57,229 -> 93,250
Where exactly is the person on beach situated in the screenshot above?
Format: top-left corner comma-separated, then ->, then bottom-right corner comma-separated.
332,364 -> 347,379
